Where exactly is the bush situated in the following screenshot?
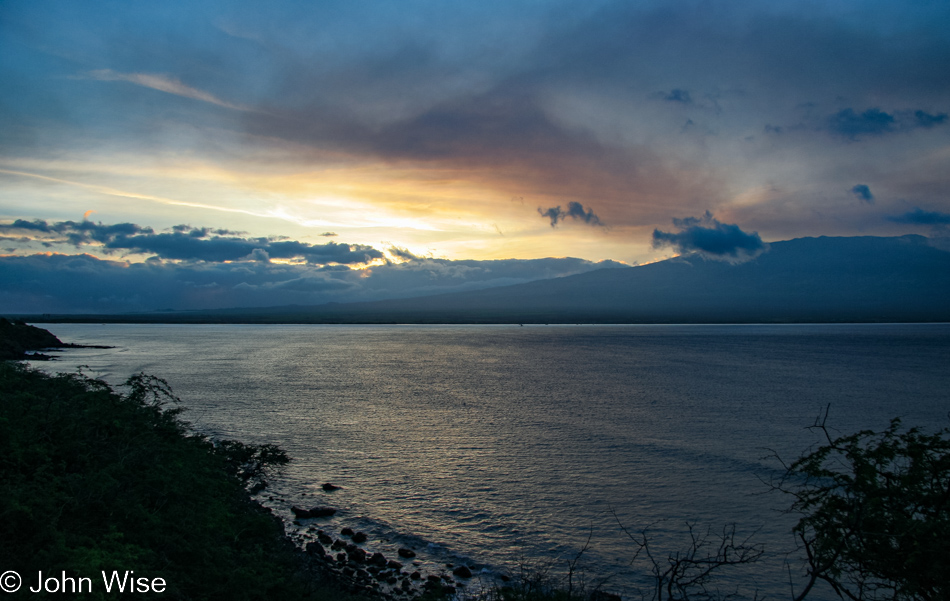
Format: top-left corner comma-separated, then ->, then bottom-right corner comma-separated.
774,409 -> 950,600
0,363 -> 313,600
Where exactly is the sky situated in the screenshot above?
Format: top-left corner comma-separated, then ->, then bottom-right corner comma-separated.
1,0 -> 949,313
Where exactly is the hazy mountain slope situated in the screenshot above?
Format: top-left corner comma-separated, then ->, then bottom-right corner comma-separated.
25,235 -> 950,323
276,235 -> 950,323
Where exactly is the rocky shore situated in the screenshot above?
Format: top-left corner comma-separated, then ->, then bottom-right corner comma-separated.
280,496 -> 491,600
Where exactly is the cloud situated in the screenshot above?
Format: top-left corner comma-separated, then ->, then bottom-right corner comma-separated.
171,224 -> 244,237
652,212 -> 767,260
828,108 -> 895,138
827,108 -> 948,139
104,232 -> 382,264
886,207 -> 950,226
82,69 -> 252,111
248,248 -> 270,263
538,202 -> 604,228
241,76 -> 723,231
4,0 -> 950,251
387,246 -> 423,262
0,219 -> 382,265
0,249 -> 624,314
0,218 -> 152,245
851,184 -> 874,203
661,89 -> 692,104
914,110 -> 948,129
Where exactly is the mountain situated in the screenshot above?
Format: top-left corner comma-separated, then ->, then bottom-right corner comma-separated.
192,235 -> 950,323
26,235 -> 950,324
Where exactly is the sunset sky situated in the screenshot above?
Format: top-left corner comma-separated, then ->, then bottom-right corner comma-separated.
1,0 -> 949,312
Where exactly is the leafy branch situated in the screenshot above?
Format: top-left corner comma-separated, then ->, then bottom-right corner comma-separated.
769,406 -> 950,600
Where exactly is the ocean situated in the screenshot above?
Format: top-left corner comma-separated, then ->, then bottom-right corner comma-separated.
31,323 -> 950,600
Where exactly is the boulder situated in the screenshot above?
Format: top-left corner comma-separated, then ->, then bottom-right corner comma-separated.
397,548 -> 416,559
308,506 -> 337,517
341,527 -> 355,536
305,541 -> 326,556
452,566 -> 473,579
322,482 -> 342,491
291,505 -> 336,519
347,547 -> 367,563
351,531 -> 368,544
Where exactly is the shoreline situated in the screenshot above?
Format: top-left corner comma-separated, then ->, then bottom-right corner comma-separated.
3,324 -> 614,600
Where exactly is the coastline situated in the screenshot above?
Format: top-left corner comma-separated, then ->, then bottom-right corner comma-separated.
0,317 -> 112,360
0,324 -> 565,600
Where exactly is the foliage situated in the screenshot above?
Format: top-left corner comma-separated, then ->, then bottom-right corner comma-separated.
774,409 -> 950,600
0,362 -> 339,600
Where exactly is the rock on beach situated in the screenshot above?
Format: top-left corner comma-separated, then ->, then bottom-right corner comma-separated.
291,505 -> 337,519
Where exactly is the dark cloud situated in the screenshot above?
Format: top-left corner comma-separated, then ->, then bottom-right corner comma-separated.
827,108 -> 948,139
662,89 -> 692,104
851,184 -> 874,203
240,55 -> 724,226
652,211 -> 767,261
105,232 -> 382,264
886,207 -> 950,226
248,248 -> 270,263
538,202 -> 604,228
914,110 -> 948,128
7,219 -> 53,233
170,224 -> 243,237
1,219 -> 152,246
387,246 -> 423,262
828,108 -> 895,138
0,219 -> 382,265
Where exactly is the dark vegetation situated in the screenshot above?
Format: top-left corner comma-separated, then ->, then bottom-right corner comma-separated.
771,410 -> 950,601
0,362 -> 355,600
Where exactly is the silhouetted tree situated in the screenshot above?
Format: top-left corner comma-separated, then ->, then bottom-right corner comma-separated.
617,519 -> 763,601
772,408 -> 950,600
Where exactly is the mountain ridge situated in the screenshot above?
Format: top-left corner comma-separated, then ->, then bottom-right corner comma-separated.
16,235 -> 950,324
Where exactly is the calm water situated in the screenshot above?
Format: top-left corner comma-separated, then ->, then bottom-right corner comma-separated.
32,323 -> 950,599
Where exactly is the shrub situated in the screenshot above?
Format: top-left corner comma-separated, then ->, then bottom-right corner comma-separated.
774,409 -> 950,600
0,363 -> 309,600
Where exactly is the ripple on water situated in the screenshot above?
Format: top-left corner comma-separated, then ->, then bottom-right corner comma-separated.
34,323 -> 950,600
